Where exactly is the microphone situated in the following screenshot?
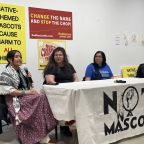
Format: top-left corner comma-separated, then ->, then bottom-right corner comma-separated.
24,67 -> 33,85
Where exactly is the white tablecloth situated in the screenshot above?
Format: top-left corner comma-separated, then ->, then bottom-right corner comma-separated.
43,78 -> 144,144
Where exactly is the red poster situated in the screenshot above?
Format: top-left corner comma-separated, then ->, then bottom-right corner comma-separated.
29,7 -> 73,40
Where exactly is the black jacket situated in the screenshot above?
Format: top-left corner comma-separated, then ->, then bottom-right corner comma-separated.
136,64 -> 144,78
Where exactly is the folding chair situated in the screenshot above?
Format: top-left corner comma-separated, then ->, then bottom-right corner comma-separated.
0,95 -> 9,134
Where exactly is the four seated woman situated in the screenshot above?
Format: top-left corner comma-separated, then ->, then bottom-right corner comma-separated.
1,49 -> 143,143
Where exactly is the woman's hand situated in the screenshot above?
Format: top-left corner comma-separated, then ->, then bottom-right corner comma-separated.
45,75 -> 57,84
10,89 -> 38,97
26,89 -> 39,95
73,73 -> 79,82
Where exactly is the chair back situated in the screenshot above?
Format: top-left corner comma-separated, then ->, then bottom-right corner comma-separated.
0,95 -> 9,134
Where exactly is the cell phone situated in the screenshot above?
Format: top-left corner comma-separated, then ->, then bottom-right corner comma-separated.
114,80 -> 126,83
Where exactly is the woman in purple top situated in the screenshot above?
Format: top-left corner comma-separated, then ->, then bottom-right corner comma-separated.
84,51 -> 113,81
0,50 -> 57,144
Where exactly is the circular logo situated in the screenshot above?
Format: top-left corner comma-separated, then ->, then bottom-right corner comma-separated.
122,86 -> 139,117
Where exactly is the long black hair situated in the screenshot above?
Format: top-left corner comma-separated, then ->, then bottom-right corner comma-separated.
93,51 -> 106,67
43,47 -> 70,76
6,50 -> 21,67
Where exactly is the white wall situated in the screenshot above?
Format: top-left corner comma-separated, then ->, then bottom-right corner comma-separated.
1,0 -> 144,90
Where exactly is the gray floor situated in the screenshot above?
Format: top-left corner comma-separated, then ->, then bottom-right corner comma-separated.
1,124 -> 144,144
0,124 -> 78,144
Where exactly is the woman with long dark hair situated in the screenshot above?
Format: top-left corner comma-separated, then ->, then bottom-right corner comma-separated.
43,47 -> 78,137
0,50 -> 57,144
84,51 -> 113,80
43,47 -> 78,84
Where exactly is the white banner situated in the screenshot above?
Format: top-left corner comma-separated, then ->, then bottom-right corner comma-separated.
44,78 -> 144,144
75,84 -> 144,144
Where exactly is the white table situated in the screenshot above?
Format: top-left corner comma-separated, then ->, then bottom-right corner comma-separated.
43,78 -> 144,144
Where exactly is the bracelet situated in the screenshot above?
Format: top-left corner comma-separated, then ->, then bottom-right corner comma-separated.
21,90 -> 26,96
